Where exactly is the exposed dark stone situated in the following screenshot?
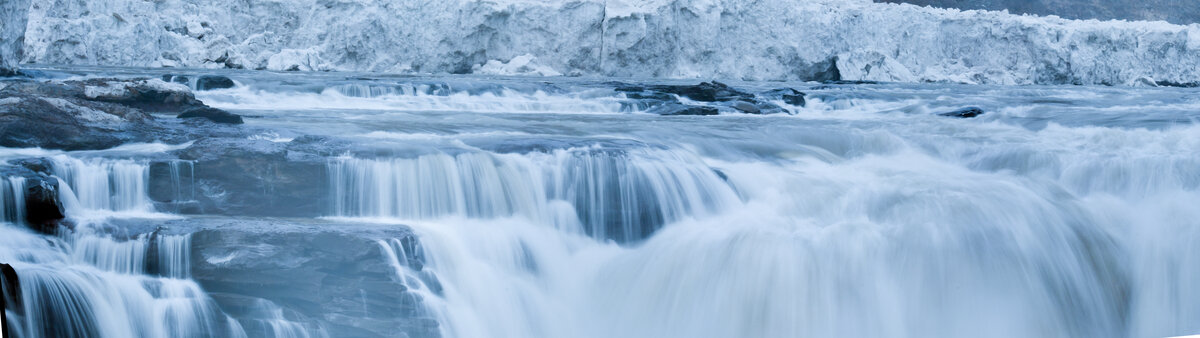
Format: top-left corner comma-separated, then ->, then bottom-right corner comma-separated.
23,177 -> 66,234
1,263 -> 21,338
939,107 -> 986,118
627,81 -> 754,102
765,88 -> 807,106
1155,80 -> 1200,88
80,78 -> 207,113
196,75 -> 235,91
161,74 -> 190,85
0,78 -> 235,150
178,106 -> 244,124
648,104 -> 719,116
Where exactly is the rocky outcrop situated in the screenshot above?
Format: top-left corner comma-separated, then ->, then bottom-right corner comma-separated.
618,81 -> 789,115
161,136 -> 348,217
0,161 -> 65,234
0,78 -> 239,150
186,219 -> 441,338
195,75 -> 235,91
178,107 -> 244,124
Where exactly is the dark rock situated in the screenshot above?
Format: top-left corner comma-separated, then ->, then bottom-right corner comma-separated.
765,88 -> 807,106
0,91 -> 137,150
161,75 -> 190,85
938,107 -> 986,118
648,104 -> 719,116
196,75 -> 235,91
178,107 -> 244,124
81,78 -> 207,113
621,81 -> 754,102
1154,80 -> 1200,88
23,177 -> 66,234
731,101 -> 760,114
1,263 -> 21,337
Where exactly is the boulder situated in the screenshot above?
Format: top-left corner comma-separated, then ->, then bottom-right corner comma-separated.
766,88 -> 807,106
619,81 -> 754,102
163,137 -> 335,217
196,75 -> 235,91
0,80 -> 157,150
648,103 -> 719,116
23,177 -> 65,234
162,74 -> 190,85
178,106 -> 244,124
938,107 -> 985,118
82,78 -> 207,112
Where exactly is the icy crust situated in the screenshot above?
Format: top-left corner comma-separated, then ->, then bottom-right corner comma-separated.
0,0 -> 30,74
19,0 -> 1200,85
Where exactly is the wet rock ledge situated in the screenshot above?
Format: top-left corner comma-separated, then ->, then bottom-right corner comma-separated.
0,77 -> 244,150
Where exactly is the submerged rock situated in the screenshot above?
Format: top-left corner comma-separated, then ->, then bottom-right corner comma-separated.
766,88 -> 807,106
196,75 -> 235,91
648,103 -> 719,116
186,220 -> 441,338
938,107 -> 986,118
178,106 -> 244,124
162,74 -> 190,85
164,137 -> 335,217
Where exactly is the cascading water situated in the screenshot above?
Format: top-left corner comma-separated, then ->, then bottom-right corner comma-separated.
0,227 -> 243,338
50,156 -> 153,216
330,147 -> 741,242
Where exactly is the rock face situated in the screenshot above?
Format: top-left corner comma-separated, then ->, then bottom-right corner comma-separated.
16,0 -> 1200,85
0,78 -> 237,150
0,161 -> 65,234
619,81 -> 788,115
0,0 -> 30,75
162,136 -> 346,217
195,75 -> 235,91
188,220 -> 441,338
178,107 -> 244,124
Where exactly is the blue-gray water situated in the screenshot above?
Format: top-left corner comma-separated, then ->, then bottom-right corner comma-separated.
2,66 -> 1199,337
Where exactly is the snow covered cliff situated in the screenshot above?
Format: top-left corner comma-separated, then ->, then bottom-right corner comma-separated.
20,0 -> 1200,85
1,0 -> 30,75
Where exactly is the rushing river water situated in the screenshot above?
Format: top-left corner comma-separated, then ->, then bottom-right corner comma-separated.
2,67 -> 1199,338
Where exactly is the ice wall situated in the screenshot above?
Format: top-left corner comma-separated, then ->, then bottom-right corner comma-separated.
21,0 -> 1200,85
0,0 -> 30,75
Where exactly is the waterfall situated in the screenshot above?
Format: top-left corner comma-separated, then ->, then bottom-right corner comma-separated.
50,156 -> 153,216
330,148 -> 741,242
0,226 -> 244,338
1,177 -> 26,225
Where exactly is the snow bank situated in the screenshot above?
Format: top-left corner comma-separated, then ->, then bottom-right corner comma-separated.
19,0 -> 1200,85
0,0 -> 30,74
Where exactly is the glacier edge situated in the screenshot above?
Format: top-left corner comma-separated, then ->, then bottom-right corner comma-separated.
15,0 -> 1200,85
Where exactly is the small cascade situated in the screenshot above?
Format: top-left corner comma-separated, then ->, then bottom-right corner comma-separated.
0,226 -> 244,338
1,177 -> 26,225
328,83 -> 451,98
50,156 -> 153,215
331,148 -> 741,242
70,233 -> 192,278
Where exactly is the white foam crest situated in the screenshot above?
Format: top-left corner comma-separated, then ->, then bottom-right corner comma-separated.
197,86 -> 631,114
